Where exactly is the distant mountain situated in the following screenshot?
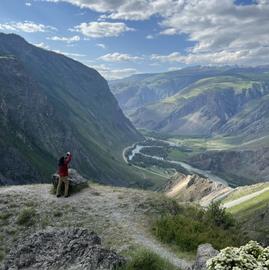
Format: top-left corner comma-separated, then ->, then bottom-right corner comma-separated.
109,66 -> 233,116
110,67 -> 269,140
0,33 -> 144,185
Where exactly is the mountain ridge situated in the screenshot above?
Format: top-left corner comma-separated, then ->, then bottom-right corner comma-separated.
110,66 -> 269,140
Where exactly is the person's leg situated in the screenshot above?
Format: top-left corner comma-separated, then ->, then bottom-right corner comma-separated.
56,177 -> 63,197
63,176 -> 70,197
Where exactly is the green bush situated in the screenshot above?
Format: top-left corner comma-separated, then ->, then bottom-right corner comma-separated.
120,249 -> 178,270
152,204 -> 246,252
16,207 -> 36,226
205,202 -> 235,229
207,241 -> 269,269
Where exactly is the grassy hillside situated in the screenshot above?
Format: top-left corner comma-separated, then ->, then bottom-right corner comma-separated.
0,183 -> 193,270
222,183 -> 269,244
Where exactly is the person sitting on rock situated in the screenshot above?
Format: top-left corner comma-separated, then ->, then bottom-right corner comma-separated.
56,152 -> 72,198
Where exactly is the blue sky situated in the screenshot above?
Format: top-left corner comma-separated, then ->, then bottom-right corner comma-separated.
0,0 -> 268,79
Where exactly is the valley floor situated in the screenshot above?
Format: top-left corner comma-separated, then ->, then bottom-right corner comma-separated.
0,184 -> 193,270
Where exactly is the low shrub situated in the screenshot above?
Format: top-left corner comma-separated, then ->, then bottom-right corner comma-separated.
152,204 -> 246,252
16,207 -> 36,226
120,249 -> 178,270
207,241 -> 269,269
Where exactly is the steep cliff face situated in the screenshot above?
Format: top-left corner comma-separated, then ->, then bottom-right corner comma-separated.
188,148 -> 269,186
0,33 -> 143,185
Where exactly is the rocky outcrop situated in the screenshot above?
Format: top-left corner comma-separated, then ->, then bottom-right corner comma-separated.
1,228 -> 125,270
52,169 -> 89,195
165,174 -> 232,206
192,244 -> 219,270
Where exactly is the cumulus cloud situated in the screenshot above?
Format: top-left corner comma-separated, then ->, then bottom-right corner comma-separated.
47,35 -> 80,43
90,64 -> 137,80
158,0 -> 269,65
99,52 -> 143,62
70,21 -> 134,38
0,21 -> 56,33
43,0 -> 179,20
35,0 -> 269,65
25,2 -> 32,6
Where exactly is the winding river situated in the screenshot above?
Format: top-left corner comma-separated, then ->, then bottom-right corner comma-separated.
128,143 -> 229,186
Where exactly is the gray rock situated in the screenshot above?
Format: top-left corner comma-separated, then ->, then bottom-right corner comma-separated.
52,169 -> 88,195
2,228 -> 125,270
192,244 -> 219,270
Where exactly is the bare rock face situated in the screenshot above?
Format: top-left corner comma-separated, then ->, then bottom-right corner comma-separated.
166,174 -> 232,206
192,244 -> 219,270
2,228 -> 125,270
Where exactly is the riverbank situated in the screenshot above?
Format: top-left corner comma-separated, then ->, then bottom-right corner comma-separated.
124,139 -> 229,187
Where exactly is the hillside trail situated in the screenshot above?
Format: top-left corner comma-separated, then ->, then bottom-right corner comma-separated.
0,184 -> 193,270
223,186 -> 269,208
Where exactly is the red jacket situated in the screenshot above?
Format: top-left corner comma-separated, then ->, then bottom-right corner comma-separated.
58,155 -> 72,177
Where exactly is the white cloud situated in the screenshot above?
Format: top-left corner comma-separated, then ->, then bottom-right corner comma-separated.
158,0 -> 269,65
168,66 -> 180,71
34,42 -> 85,59
53,50 -> 86,58
25,2 -> 32,6
33,0 -> 269,66
146,34 -> 154,39
96,43 -> 106,49
151,47 -> 269,66
42,0 -> 180,20
99,52 -> 143,62
0,21 -> 56,33
71,21 -> 134,38
34,42 -> 50,49
47,35 -> 80,43
90,64 -> 137,80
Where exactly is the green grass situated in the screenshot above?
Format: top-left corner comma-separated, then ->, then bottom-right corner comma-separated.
119,248 -> 179,270
223,183 -> 269,204
226,188 -> 269,244
167,148 -> 189,161
181,76 -> 259,99
228,190 -> 269,216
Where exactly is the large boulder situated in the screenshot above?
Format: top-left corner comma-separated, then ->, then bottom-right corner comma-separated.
192,244 -> 219,270
52,169 -> 88,195
2,228 -> 125,270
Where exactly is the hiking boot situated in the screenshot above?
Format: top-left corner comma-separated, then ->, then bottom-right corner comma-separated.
64,195 -> 69,198
56,194 -> 61,198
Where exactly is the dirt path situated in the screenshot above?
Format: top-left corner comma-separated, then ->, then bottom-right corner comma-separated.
0,184 -> 192,270
223,186 -> 269,208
